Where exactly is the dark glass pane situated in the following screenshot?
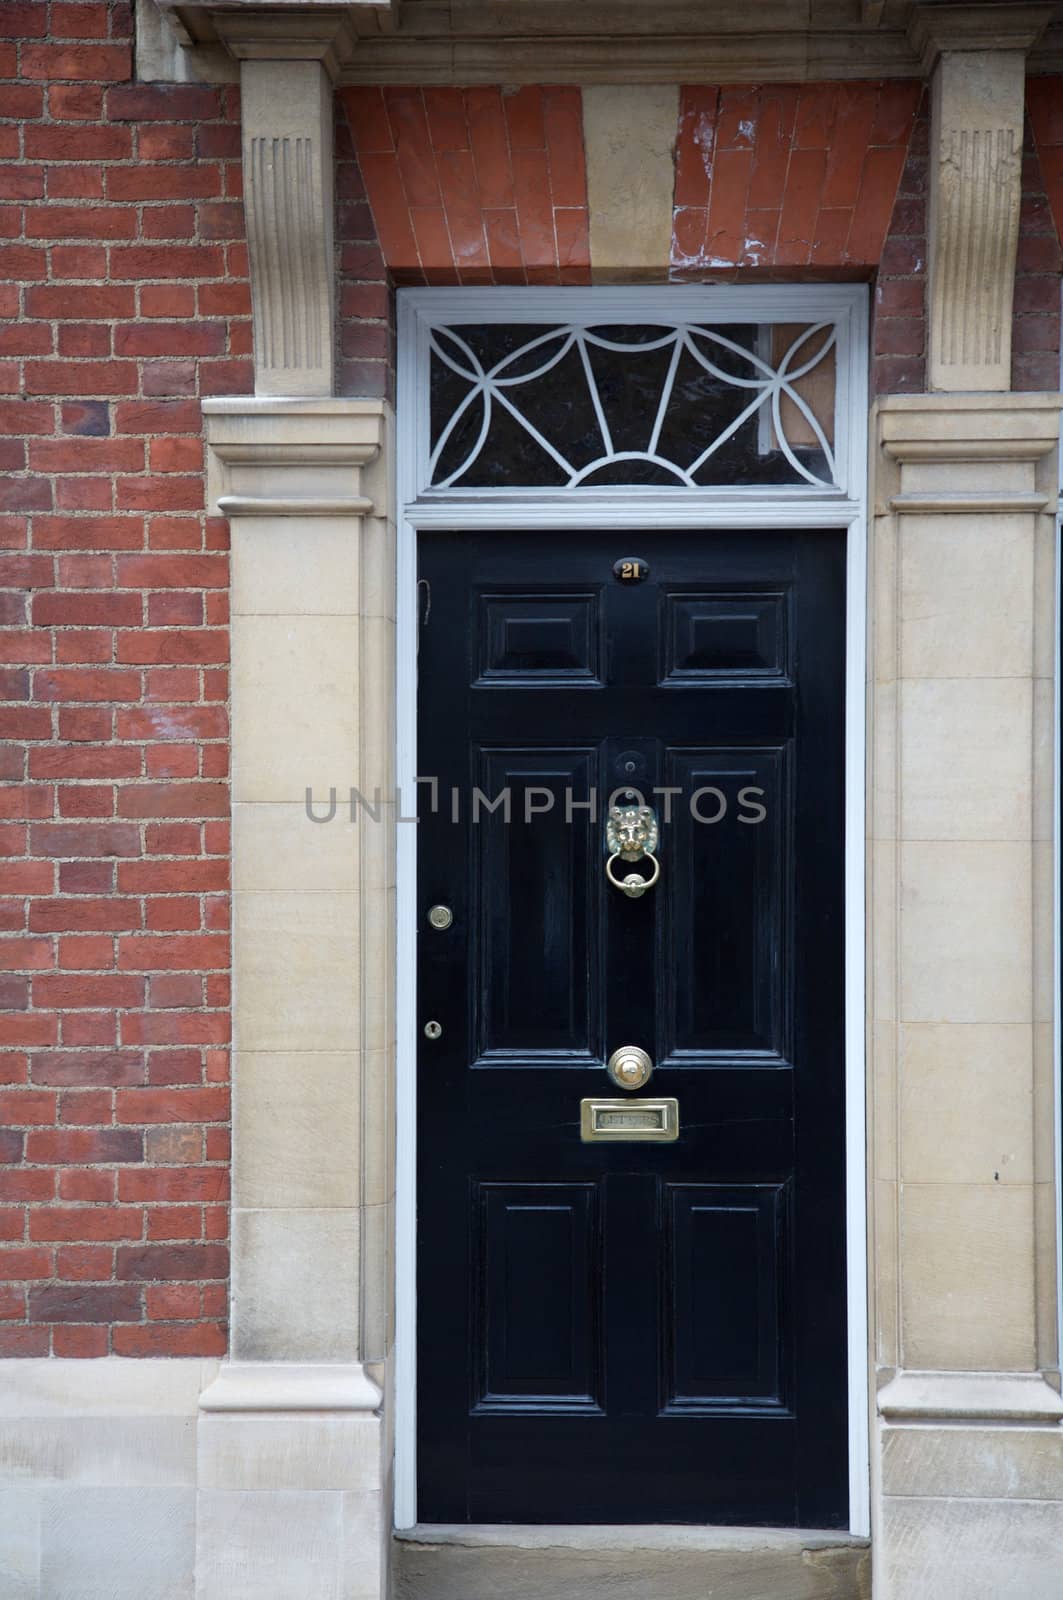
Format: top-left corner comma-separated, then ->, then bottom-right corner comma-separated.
427,321 -> 836,490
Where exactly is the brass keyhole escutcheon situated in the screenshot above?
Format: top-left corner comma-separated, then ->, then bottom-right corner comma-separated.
606,1045 -> 653,1092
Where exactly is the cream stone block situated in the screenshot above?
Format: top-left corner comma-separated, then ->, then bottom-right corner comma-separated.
869,512 -> 897,686
232,615 -> 359,803
1032,1022 -> 1056,1184
233,891 -> 358,1053
870,679 -> 897,842
361,1052 -> 393,1209
231,1208 -> 360,1362
899,678 -> 1031,842
360,515 -> 396,622
196,1489 -> 343,1600
880,1496 -> 1063,1600
900,459 -> 1035,497
1033,838 -> 1054,1024
871,1020 -> 898,1178
870,838 -> 897,1024
898,515 -> 1032,679
1033,515 -> 1056,679
1032,677 -> 1054,842
583,86 -> 677,277
41,1485 -> 195,1600
360,613 -> 395,798
0,1490 -> 39,1599
358,884 -> 395,1059
233,803 -> 359,894
360,1200 -> 393,1363
340,1489 -> 387,1600
198,1415 -> 380,1493
231,517 -> 360,617
0,1358 -> 216,1417
899,1023 -> 1032,1185
901,1182 -> 1035,1371
898,842 -> 1032,1024
234,1053 -> 360,1210
1034,1180 -> 1060,1371
874,1177 -> 900,1368
882,1422 -> 1063,1500
0,1416 -> 195,1487
359,800 -> 395,895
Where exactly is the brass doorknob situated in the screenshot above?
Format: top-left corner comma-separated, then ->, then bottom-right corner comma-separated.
606,1045 -> 653,1091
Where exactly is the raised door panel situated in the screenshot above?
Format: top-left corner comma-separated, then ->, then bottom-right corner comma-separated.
473,1182 -> 604,1413
661,1182 -> 789,1413
660,746 -> 790,1065
661,587 -> 791,682
472,747 -> 602,1066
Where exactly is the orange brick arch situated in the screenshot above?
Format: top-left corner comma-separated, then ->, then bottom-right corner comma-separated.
671,82 -> 921,274
340,85 -> 591,285
344,80 -> 923,285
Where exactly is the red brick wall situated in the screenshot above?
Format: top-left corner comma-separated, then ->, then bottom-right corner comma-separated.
872,94 -> 928,394
0,0 -> 249,1358
1014,110 -> 1062,392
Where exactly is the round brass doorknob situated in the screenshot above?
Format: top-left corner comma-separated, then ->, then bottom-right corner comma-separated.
606,1045 -> 653,1091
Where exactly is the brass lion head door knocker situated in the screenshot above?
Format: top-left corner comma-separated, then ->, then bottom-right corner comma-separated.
604,802 -> 661,900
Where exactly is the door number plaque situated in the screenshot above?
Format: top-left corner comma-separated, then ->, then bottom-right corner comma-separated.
580,1097 -> 679,1142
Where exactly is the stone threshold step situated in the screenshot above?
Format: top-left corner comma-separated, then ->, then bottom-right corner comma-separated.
393,1524 -> 871,1600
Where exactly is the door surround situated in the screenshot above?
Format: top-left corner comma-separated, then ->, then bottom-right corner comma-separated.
393,284 -> 871,1534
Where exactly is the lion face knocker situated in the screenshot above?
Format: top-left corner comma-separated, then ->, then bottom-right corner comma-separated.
604,804 -> 661,900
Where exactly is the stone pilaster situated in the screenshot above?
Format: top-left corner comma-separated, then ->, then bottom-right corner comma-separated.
909,4 -> 1052,390
196,397 -> 395,1600
869,393 -> 1063,1599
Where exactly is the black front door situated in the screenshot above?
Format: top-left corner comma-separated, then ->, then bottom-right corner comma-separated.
416,528 -> 847,1527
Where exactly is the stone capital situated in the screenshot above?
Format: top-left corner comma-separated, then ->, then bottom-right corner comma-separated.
908,3 -> 1053,72
156,0 -> 400,79
203,396 -> 387,513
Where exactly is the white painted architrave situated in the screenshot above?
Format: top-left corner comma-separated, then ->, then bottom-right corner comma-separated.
394,285 -> 870,1538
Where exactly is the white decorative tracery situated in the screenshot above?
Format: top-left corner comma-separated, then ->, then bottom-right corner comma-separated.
428,321 -> 838,491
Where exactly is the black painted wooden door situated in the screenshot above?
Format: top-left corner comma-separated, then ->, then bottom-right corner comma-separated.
416,529 -> 847,1527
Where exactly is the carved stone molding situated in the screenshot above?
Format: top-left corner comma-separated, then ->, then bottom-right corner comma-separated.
908,2 -> 1054,70
203,396 -> 386,511
150,0 -> 1063,84
878,1370 -> 1063,1423
924,47 -> 1029,391
240,59 -> 336,398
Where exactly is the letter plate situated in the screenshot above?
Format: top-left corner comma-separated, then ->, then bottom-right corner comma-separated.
580,1097 -> 679,1142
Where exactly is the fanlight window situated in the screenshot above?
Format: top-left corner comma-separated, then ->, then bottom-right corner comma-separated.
427,321 -> 839,492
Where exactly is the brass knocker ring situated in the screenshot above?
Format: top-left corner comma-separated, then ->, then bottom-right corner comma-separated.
605,850 -> 661,900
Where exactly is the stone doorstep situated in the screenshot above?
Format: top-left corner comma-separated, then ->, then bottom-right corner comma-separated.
393,1524 -> 872,1600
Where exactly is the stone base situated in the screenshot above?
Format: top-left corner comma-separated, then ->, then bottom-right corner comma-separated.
393,1524 -> 871,1600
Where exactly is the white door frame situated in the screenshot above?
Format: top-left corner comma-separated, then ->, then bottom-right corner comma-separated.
393,284 -> 870,1536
